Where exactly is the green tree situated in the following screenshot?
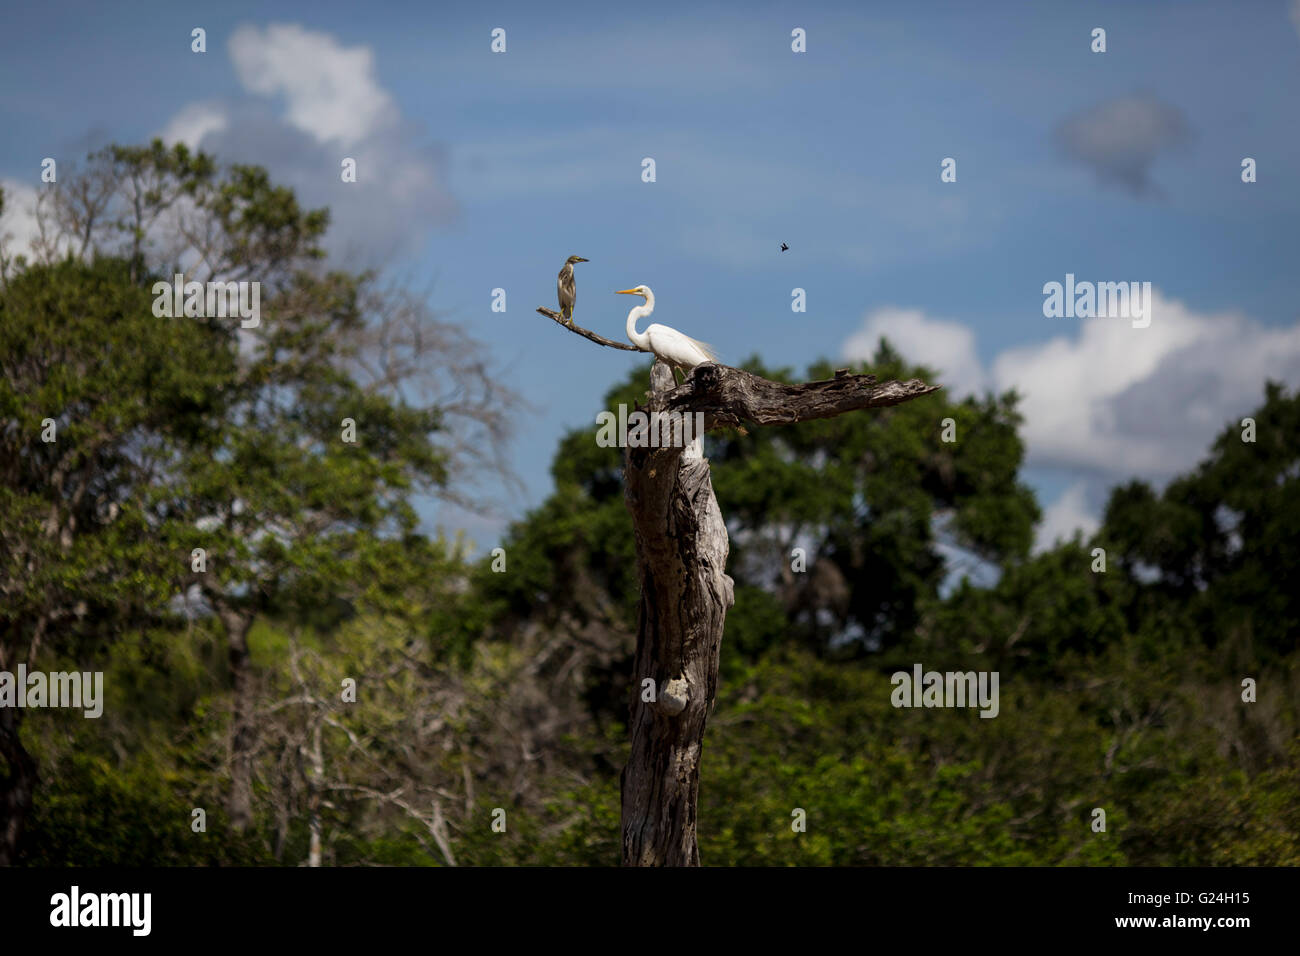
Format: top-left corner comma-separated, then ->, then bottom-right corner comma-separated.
1,142 -> 513,856
0,255 -> 233,862
1101,382 -> 1300,659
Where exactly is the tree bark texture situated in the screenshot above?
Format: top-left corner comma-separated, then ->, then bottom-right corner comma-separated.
619,360 -> 938,866
621,362 -> 734,865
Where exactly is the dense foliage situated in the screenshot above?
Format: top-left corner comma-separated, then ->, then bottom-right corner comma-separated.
2,150 -> 1296,866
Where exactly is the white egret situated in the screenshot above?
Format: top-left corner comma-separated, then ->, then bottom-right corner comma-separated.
617,285 -> 717,373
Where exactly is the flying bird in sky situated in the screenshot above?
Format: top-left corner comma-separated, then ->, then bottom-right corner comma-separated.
556,255 -> 588,325
617,285 -> 717,375
780,242 -> 789,252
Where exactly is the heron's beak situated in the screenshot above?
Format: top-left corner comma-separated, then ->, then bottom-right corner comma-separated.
576,257 -> 589,262
615,288 -> 638,295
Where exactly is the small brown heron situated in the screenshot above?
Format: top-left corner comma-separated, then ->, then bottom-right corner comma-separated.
557,255 -> 588,325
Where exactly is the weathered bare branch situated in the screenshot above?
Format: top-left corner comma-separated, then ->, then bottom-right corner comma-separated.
536,306 -> 648,353
664,363 -> 941,429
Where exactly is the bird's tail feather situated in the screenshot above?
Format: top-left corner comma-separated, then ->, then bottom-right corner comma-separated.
689,336 -> 719,362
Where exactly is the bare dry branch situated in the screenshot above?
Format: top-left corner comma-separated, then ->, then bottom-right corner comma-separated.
536,306 -> 648,353
663,363 -> 942,430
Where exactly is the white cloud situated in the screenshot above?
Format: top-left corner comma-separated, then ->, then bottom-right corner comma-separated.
992,290 -> 1300,479
228,24 -> 397,146
152,23 -> 454,263
158,102 -> 229,150
842,290 -> 1300,547
843,305 -> 987,397
1034,481 -> 1100,552
0,179 -> 43,257
847,289 -> 1300,482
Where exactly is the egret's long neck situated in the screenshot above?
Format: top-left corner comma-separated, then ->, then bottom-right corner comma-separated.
626,293 -> 653,349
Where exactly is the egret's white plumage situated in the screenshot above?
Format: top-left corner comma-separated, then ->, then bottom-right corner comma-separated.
617,285 -> 717,370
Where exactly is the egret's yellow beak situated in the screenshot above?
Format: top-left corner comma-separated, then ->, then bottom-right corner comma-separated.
616,288 -> 639,296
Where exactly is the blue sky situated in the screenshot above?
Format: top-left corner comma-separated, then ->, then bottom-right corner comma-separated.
3,0 -> 1299,553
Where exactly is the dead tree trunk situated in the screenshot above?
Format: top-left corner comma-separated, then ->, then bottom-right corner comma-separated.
619,360 -> 939,866
621,362 -> 733,866
534,302 -> 938,866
